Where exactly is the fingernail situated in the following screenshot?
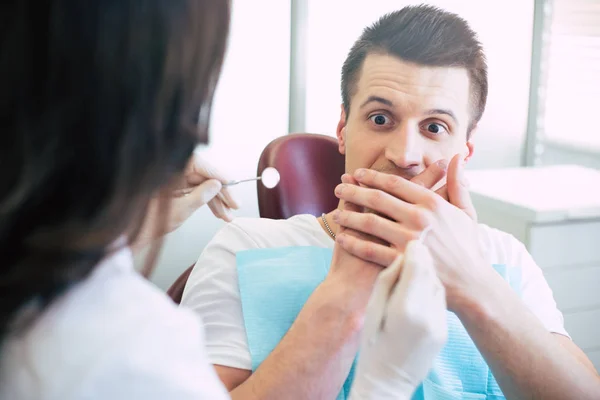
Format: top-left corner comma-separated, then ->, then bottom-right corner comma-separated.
332,210 -> 340,222
436,159 -> 449,171
354,169 -> 366,179
335,184 -> 345,196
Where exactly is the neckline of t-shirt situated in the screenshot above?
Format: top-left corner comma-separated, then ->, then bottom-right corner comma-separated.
291,214 -> 334,247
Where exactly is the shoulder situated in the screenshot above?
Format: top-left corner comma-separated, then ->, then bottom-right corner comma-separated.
1,250 -> 228,399
29,251 -> 201,362
476,223 -> 529,266
183,214 -> 329,300
179,214 -> 329,371
211,214 -> 326,250
476,224 -> 568,336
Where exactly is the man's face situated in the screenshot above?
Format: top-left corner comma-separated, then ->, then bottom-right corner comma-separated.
337,53 -> 475,190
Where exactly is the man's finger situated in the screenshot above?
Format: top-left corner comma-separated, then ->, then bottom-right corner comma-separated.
342,173 -> 359,186
334,209 -> 419,248
410,159 -> 448,189
335,183 -> 420,226
435,185 -> 449,201
341,178 -> 362,214
446,154 -> 477,221
336,230 -> 398,267
352,169 -> 433,205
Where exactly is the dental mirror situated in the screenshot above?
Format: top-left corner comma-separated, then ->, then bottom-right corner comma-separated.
223,167 -> 280,189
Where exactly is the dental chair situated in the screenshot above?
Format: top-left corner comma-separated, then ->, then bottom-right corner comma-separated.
167,133 -> 344,304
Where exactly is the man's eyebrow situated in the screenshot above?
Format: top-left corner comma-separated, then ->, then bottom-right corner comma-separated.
360,96 -> 393,109
425,108 -> 458,123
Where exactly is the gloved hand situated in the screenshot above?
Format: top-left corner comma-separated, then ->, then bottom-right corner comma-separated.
174,153 -> 240,222
132,154 -> 240,250
349,240 -> 448,400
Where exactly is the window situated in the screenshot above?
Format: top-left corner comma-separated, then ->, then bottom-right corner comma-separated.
528,0 -> 600,164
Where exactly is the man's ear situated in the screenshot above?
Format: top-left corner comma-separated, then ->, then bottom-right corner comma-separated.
464,141 -> 475,163
336,105 -> 347,155
464,126 -> 477,163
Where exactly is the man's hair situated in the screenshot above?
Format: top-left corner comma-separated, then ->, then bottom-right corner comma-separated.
341,5 -> 488,134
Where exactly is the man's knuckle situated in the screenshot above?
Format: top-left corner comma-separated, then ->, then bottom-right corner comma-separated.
424,195 -> 442,212
363,242 -> 376,260
412,208 -> 431,229
364,213 -> 377,231
385,174 -> 402,189
368,190 -> 384,206
345,184 -> 356,197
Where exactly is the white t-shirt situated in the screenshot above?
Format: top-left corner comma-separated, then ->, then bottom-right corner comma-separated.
180,214 -> 569,371
0,247 -> 229,400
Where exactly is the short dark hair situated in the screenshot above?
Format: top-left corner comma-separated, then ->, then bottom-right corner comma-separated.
341,5 -> 488,134
0,0 -> 230,338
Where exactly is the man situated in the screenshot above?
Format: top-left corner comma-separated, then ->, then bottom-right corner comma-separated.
181,5 -> 599,399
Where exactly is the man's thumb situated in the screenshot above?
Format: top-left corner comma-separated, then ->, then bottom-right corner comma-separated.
447,155 -> 477,221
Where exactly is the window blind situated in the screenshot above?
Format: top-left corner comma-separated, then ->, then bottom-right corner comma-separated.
540,0 -> 600,151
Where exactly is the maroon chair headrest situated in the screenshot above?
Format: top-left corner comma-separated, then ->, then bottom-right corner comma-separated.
257,134 -> 345,220
166,265 -> 194,304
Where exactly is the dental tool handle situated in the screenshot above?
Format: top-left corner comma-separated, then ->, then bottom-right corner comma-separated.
222,177 -> 261,187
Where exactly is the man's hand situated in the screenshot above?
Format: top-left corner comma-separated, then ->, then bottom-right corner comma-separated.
322,174 -> 385,323
220,161 -> 468,400
332,155 -> 491,311
323,160 -> 451,313
349,241 -> 447,400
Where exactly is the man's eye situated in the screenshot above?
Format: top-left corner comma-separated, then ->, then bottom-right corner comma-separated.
425,123 -> 447,135
369,114 -> 390,126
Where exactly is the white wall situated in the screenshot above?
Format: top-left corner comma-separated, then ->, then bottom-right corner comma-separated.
143,0 -> 291,290
302,0 -> 535,170
143,0 -> 537,290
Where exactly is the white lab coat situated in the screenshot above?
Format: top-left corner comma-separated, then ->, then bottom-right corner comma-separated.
0,247 -> 230,400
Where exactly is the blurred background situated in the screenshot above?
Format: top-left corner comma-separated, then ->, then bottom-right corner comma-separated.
140,0 -> 600,369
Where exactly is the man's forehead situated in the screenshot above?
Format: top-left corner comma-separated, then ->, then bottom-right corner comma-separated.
355,53 -> 471,113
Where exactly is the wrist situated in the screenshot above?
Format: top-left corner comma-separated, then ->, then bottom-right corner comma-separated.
308,285 -> 364,339
451,267 -> 510,323
313,278 -> 373,336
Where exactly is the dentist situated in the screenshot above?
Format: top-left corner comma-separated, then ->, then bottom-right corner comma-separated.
0,1 -> 446,399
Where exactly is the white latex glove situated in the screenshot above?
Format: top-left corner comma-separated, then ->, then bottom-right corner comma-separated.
132,154 -> 240,250
175,153 -> 240,222
349,240 -> 448,400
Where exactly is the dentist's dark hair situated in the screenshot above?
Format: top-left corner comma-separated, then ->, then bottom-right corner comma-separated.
0,0 -> 230,338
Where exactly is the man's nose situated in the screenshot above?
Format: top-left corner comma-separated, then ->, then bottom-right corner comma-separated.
384,123 -> 423,169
